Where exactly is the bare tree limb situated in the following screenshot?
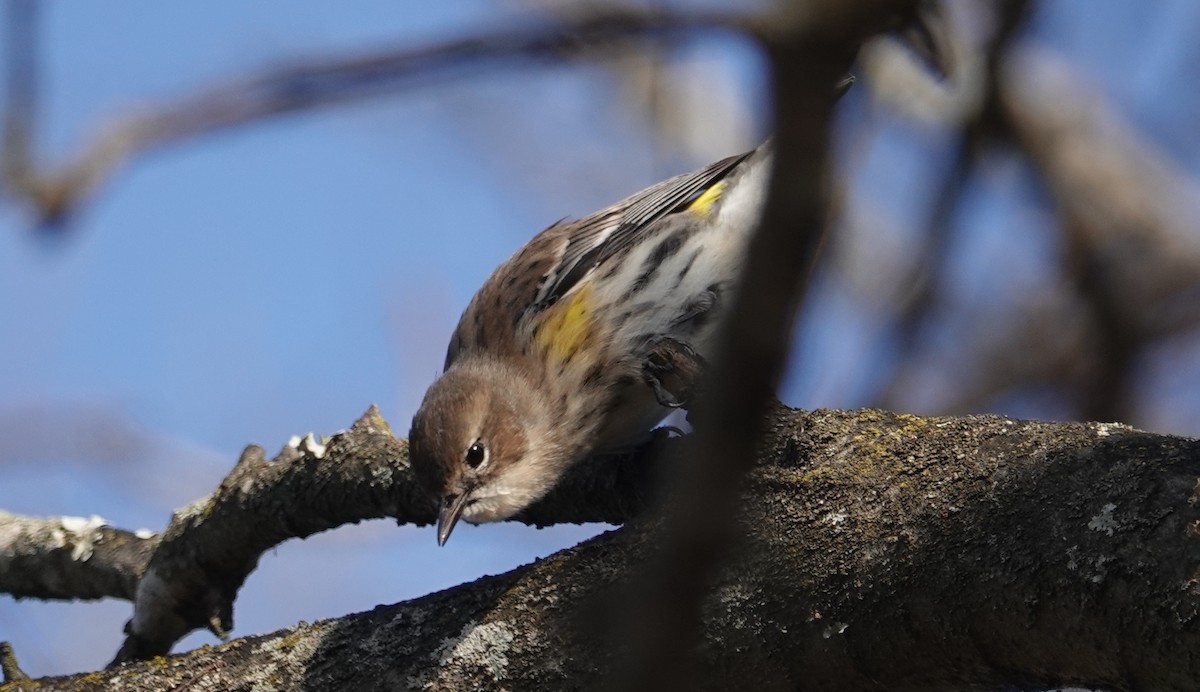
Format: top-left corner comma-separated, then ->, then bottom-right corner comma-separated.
0,510 -> 156,602
0,404 -> 666,663
15,406 -> 1200,691
0,404 -> 665,665
107,405 -> 658,663
0,6 -> 750,226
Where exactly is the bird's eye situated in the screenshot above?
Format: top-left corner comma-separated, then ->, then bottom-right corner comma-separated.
465,440 -> 488,469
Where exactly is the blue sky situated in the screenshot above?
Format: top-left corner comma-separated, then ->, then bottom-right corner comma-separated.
3,0 -> 1199,678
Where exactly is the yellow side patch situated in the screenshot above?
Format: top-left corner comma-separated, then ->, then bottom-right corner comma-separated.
536,283 -> 594,363
686,180 -> 727,217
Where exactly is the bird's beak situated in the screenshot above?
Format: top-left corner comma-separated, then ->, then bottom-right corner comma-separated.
437,492 -> 470,547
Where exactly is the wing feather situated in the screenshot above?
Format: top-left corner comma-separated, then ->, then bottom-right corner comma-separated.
445,148 -> 754,368
533,151 -> 753,308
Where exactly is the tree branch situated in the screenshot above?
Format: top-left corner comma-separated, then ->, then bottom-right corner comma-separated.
999,48 -> 1200,422
16,406 -> 1199,691
109,405 -> 665,664
0,405 -> 665,664
0,6 -> 746,226
0,510 -> 156,602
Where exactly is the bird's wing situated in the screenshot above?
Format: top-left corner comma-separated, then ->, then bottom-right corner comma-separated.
445,148 -> 754,368
531,150 -> 753,309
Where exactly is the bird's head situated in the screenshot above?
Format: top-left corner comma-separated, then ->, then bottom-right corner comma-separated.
409,359 -> 561,546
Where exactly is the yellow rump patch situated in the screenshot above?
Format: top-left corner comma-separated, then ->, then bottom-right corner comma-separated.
686,180 -> 727,217
536,283 -> 595,363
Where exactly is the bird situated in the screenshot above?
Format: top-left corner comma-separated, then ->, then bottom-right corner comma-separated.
409,141 -> 772,546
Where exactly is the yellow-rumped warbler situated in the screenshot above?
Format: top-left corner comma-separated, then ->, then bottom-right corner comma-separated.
410,142 -> 771,545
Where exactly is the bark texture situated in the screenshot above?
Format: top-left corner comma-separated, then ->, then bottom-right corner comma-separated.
10,406 -> 1199,691
106,407 -> 662,664
0,512 -> 156,602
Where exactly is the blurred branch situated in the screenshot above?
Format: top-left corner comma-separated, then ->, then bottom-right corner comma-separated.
23,407 -> 1200,690
0,6 -> 748,227
1001,51 -> 1200,269
618,1 -> 945,689
931,296 -> 1091,413
891,45 -> 1200,420
864,1 -> 1200,422
866,0 -> 1031,412
860,0 -> 985,124
1,0 -> 38,213
996,49 -> 1200,421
